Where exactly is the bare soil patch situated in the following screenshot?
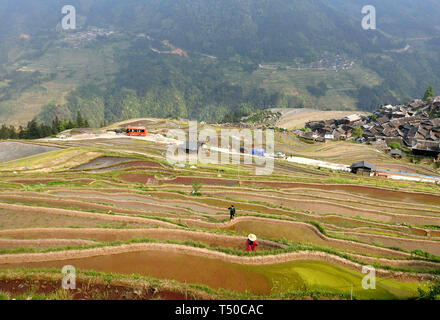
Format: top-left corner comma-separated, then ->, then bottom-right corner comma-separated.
0,243 -> 431,284
0,142 -> 60,162
118,174 -> 238,187
337,232 -> 440,256
117,174 -> 440,207
51,190 -> 219,215
0,278 -> 189,300
9,178 -> 57,184
0,238 -> 96,249
280,184 -> 440,207
0,194 -> 190,218
0,205 -> 161,229
74,157 -> 137,170
0,250 -> 272,295
225,218 -> 409,259
0,228 -> 284,251
89,160 -> 163,172
210,190 -> 440,221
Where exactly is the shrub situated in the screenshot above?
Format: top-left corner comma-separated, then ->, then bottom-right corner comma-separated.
308,221 -> 327,235
352,126 -> 363,139
191,180 -> 202,196
388,142 -> 402,150
408,155 -> 422,164
418,280 -> 440,300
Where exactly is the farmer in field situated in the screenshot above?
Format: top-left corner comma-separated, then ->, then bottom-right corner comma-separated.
228,205 -> 236,220
246,234 -> 259,252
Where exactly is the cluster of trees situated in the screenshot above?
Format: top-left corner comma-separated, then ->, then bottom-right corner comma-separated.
357,52 -> 440,111
352,126 -> 364,139
306,82 -> 329,98
356,84 -> 398,112
6,0 -> 440,63
0,0 -> 440,126
356,84 -> 437,114
0,111 -> 88,140
0,70 -> 56,103
424,85 -> 436,101
33,35 -> 438,125
4,0 -> 440,126
38,41 -> 293,126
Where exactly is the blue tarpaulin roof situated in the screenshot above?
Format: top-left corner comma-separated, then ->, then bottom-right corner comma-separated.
251,148 -> 265,156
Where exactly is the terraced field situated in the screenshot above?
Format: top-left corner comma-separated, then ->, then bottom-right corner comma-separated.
0,130 -> 439,300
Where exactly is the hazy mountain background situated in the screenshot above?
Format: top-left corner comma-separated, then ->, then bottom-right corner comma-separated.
1,0 -> 440,126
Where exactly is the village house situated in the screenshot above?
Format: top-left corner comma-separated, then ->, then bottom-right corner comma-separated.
302,97 -> 440,158
350,161 -> 376,176
390,149 -> 405,159
344,114 -> 362,124
182,142 -> 205,154
411,140 -> 440,158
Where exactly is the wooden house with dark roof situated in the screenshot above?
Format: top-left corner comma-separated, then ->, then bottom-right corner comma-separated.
350,161 -> 376,175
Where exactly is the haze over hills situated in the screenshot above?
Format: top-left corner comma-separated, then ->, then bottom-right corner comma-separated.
1,0 -> 440,126
1,1 -> 440,302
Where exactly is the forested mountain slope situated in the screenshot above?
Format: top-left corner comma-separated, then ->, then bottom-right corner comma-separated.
1,0 -> 440,126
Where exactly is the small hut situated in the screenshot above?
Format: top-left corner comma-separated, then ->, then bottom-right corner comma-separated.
390,149 -> 405,159
182,142 -> 205,154
350,161 -> 376,176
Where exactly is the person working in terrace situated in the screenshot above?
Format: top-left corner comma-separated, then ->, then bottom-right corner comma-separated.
246,234 -> 259,252
228,205 -> 236,220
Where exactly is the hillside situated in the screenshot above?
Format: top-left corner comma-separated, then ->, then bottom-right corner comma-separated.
0,118 -> 439,300
1,0 -> 440,126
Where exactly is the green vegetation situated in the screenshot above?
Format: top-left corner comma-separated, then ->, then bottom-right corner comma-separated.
388,142 -> 411,154
191,180 -> 203,196
2,1 -> 440,126
389,142 -> 402,150
352,126 -> 364,139
424,85 -> 435,101
244,260 -> 422,300
306,82 -> 329,98
0,115 -> 439,300
245,110 -> 282,126
0,289 -> 73,300
417,280 -> 440,300
0,268 -> 355,300
0,111 -> 89,139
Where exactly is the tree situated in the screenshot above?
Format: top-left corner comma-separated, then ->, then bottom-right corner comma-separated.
352,126 -> 364,139
38,123 -> 53,138
18,126 -> 27,139
76,111 -> 85,128
0,113 -> 90,140
26,120 -> 41,139
1,125 -> 17,139
0,125 -> 8,139
423,85 -> 435,101
65,120 -> 75,130
52,116 -> 63,134
191,180 -> 202,195
389,142 -> 402,150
